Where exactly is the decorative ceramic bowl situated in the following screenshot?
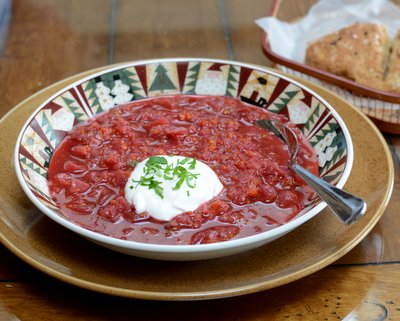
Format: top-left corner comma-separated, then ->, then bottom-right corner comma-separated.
14,58 -> 353,261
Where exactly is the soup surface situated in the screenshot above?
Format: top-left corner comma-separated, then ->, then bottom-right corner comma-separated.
48,95 -> 318,245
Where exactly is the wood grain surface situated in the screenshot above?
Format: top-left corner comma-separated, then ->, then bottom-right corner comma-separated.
0,265 -> 399,321
114,0 -> 229,61
0,0 -> 399,319
0,0 -> 111,118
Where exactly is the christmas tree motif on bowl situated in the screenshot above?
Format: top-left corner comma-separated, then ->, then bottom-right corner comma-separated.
147,63 -> 179,96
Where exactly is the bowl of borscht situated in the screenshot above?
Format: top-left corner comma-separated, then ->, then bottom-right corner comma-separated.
14,58 -> 353,260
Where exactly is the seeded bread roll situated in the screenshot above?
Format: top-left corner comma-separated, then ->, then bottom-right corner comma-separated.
305,23 -> 390,91
384,30 -> 400,93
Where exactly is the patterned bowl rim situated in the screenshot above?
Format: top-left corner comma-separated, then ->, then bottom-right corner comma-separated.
14,58 -> 354,254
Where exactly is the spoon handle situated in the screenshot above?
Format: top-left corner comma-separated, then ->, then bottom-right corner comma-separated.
293,164 -> 367,224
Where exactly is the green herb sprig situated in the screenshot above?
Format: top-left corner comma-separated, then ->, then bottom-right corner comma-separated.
130,156 -> 199,199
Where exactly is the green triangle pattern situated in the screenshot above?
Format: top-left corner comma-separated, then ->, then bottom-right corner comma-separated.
314,133 -> 326,142
183,62 -> 201,94
121,68 -> 146,99
331,148 -> 345,167
40,112 -> 58,148
84,80 -> 102,114
20,159 -> 54,203
61,96 -> 87,123
268,89 -> 299,113
20,156 -> 47,177
303,104 -> 322,134
321,121 -> 339,134
185,80 -> 196,88
285,90 -> 299,99
269,102 -> 286,113
225,65 -> 240,97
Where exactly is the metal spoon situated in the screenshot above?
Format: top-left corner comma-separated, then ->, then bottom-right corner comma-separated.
255,119 -> 366,224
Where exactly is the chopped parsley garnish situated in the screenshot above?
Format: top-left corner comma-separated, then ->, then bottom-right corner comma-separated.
130,156 -> 199,199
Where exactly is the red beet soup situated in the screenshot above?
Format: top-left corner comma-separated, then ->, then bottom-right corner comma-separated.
48,95 -> 318,245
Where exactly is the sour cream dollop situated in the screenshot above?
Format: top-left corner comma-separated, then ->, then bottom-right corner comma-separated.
124,155 -> 223,221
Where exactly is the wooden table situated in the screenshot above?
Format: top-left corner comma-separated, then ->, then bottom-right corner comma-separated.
0,1 -> 399,319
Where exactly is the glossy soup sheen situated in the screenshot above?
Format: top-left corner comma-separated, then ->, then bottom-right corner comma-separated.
48,95 -> 318,245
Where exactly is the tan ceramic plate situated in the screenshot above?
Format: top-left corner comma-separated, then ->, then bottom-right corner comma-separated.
0,64 -> 394,300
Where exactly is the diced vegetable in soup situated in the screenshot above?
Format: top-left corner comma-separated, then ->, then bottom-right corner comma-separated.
48,95 -> 318,245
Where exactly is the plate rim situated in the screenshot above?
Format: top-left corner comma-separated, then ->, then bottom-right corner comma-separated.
12,57 -> 354,257
0,61 -> 394,300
